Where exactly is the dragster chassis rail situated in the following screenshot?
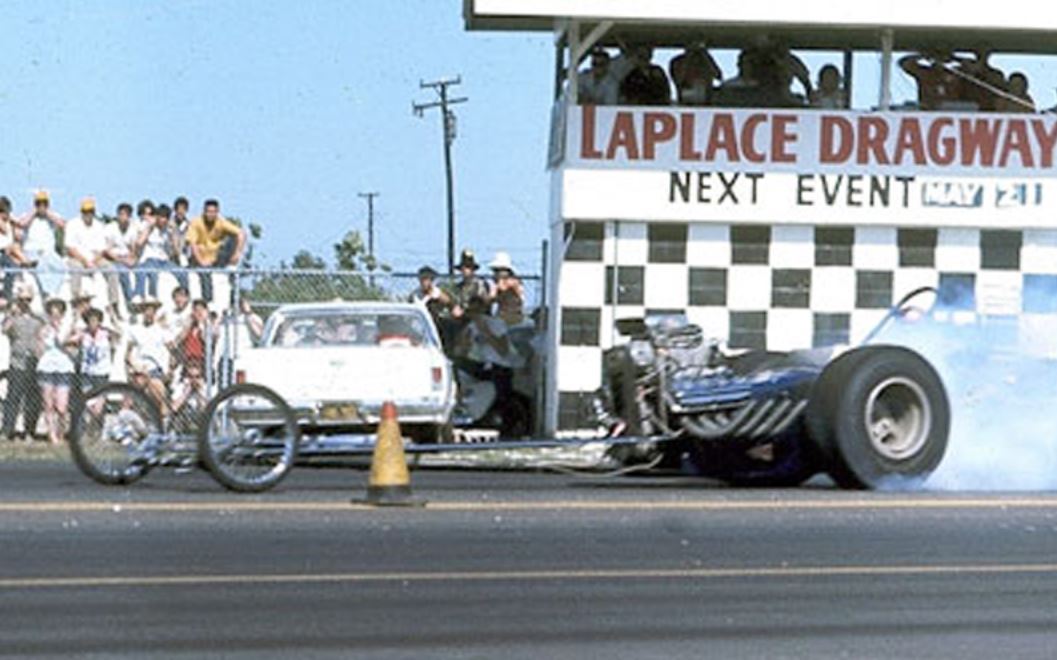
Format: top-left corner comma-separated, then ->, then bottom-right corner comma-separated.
296,433 -> 676,458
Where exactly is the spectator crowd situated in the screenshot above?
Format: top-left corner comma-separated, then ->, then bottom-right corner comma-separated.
0,191 -> 257,444
576,39 -> 1052,113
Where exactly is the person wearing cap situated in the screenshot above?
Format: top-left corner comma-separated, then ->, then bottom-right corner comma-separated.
125,295 -> 172,415
134,203 -> 188,299
35,297 -> 76,445
65,197 -> 123,314
450,249 -> 490,321
0,196 -> 36,307
185,199 -> 246,303
103,202 -> 140,308
2,284 -> 44,441
14,190 -> 66,298
488,251 -> 525,326
407,265 -> 451,322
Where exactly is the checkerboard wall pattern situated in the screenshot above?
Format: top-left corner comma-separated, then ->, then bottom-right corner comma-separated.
555,221 -> 1057,429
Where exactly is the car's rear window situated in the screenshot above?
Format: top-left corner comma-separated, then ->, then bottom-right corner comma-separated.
270,310 -> 436,348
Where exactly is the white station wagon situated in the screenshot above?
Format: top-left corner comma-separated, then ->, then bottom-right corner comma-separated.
233,301 -> 457,443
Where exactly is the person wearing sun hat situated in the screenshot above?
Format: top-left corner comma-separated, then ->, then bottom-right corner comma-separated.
488,251 -> 525,326
125,295 -> 171,415
451,249 -> 490,321
2,283 -> 44,441
69,306 -> 121,395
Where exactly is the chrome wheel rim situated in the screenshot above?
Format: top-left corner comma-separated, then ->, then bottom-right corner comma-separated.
865,376 -> 931,461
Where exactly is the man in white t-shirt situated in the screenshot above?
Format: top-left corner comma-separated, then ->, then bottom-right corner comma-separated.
134,203 -> 187,298
0,196 -> 36,306
15,190 -> 66,297
577,48 -> 619,105
65,197 -> 125,311
104,202 -> 140,307
162,285 -> 192,343
125,296 -> 171,414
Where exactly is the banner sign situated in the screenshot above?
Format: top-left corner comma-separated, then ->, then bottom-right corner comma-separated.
561,106 -> 1057,226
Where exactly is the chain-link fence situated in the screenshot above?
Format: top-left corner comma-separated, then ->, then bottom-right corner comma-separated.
0,265 -> 546,442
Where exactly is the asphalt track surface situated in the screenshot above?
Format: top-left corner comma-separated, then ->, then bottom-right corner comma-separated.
3,461 -> 1057,659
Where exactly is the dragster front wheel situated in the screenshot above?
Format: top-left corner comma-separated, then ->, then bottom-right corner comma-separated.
197,384 -> 300,493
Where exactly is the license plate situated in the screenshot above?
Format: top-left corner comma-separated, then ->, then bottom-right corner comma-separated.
320,403 -> 360,421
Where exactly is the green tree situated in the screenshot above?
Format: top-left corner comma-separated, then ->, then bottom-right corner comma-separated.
243,229 -> 391,311
333,230 -> 392,273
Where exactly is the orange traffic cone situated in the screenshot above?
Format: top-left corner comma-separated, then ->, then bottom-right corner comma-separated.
359,401 -> 423,507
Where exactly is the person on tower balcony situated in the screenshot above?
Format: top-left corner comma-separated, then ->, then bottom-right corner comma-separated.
899,49 -> 964,111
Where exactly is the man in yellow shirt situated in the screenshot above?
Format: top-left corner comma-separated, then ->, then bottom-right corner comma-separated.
185,199 -> 246,303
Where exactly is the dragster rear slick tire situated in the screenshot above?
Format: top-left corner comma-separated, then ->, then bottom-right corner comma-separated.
806,346 -> 949,490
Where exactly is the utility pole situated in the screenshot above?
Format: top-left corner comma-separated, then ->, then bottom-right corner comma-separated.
413,76 -> 467,275
358,191 -> 380,263
358,191 -> 379,288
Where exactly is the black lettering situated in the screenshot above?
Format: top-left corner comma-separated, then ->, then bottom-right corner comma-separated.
846,175 -> 863,207
744,172 -> 764,204
821,175 -> 843,205
896,176 -> 915,207
697,172 -> 712,203
670,171 -> 691,203
869,176 -> 890,206
717,172 -> 740,204
796,175 -> 814,206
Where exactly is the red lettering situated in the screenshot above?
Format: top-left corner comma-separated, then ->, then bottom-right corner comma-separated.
741,114 -> 767,163
1031,119 -> 1057,168
959,118 -> 1002,167
679,113 -> 702,160
819,115 -> 853,163
856,116 -> 890,165
893,118 -> 926,166
605,111 -> 640,160
580,105 -> 603,159
704,113 -> 740,162
926,118 -> 956,165
642,112 -> 677,160
999,119 -> 1034,167
771,114 -> 797,163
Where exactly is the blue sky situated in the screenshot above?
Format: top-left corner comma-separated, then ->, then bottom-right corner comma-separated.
2,1 -> 1055,277
0,0 -> 555,275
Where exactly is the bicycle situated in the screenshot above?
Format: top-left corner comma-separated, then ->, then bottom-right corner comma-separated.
69,381 -> 300,492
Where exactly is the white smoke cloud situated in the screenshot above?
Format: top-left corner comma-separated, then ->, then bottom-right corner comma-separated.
873,293 -> 1057,491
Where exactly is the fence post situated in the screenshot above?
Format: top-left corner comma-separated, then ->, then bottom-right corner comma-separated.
229,270 -> 241,384
204,304 -> 215,398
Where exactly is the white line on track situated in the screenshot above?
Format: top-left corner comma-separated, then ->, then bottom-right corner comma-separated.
4,563 -> 1057,590
2,498 -> 1057,513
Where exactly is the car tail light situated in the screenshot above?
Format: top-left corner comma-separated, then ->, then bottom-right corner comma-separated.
235,370 -> 247,384
431,367 -> 443,390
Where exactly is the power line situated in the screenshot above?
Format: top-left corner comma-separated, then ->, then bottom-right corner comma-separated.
413,76 -> 467,275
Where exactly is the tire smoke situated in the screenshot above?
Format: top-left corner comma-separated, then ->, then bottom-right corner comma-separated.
874,299 -> 1057,491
